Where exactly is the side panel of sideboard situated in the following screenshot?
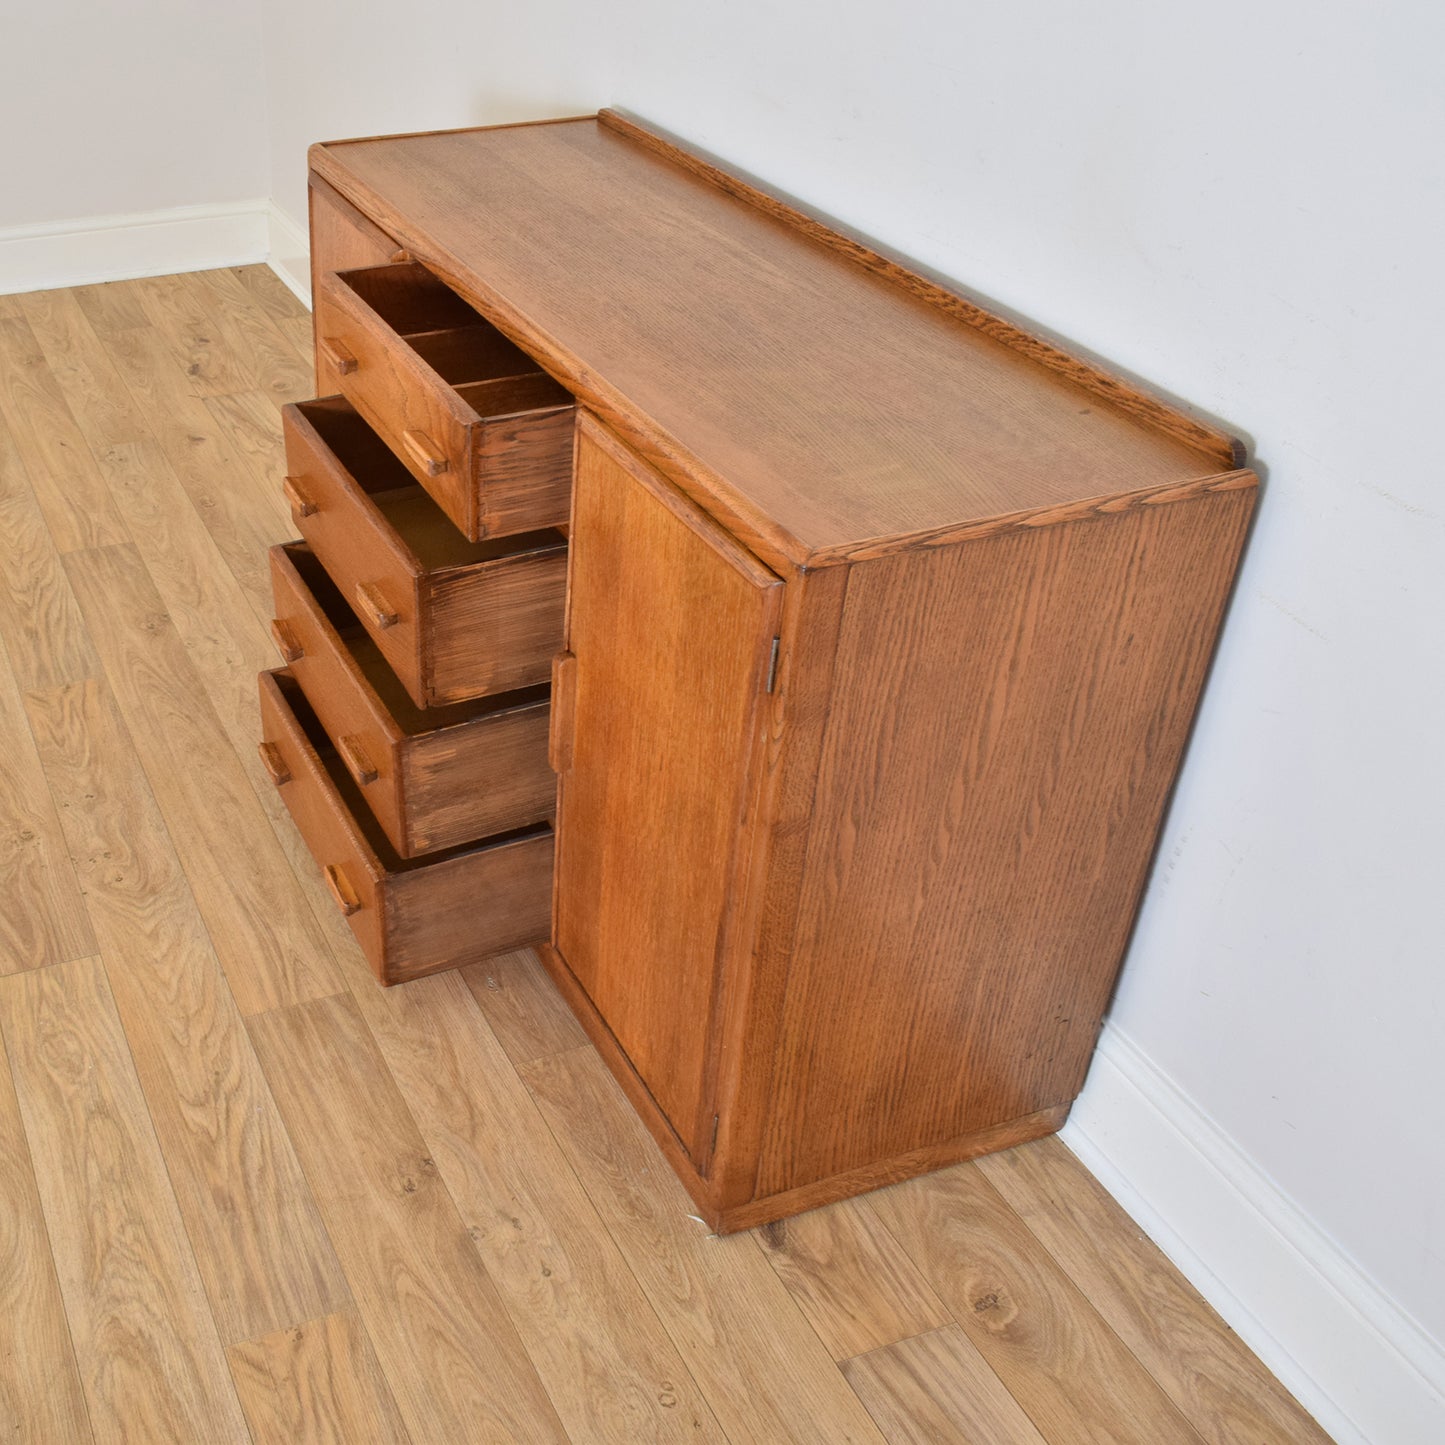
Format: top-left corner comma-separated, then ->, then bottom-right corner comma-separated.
750,480 -> 1258,1198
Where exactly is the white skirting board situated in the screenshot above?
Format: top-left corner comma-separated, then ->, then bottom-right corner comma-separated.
0,200 -> 269,295
1065,1022 -> 1445,1445
266,202 -> 311,308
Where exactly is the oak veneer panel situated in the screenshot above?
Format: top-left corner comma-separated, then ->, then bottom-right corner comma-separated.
25,678 -> 348,1346
0,1023 -> 92,1443
310,176 -> 404,395
226,1310 -> 412,1445
756,1199 -> 952,1361
756,485 -> 1256,1196
870,1166 -> 1204,1445
352,967 -> 727,1444
0,644 -> 94,974
460,947 -> 588,1065
271,541 -> 553,856
313,119 -> 1225,566
521,1044 -> 891,1445
554,419 -> 782,1157
64,542 -> 344,1013
974,1136 -> 1333,1445
246,991 -> 568,1445
0,957 -> 250,1444
260,669 -> 553,984
841,1326 -> 1047,1445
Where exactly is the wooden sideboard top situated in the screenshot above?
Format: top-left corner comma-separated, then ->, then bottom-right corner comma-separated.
311,111 -> 1246,570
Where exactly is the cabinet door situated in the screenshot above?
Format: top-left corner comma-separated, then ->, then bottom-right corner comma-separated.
554,417 -> 782,1159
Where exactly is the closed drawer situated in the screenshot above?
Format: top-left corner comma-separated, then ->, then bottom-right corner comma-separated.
314,259 -> 574,539
259,668 -> 553,986
282,396 -> 568,707
270,541 -> 554,858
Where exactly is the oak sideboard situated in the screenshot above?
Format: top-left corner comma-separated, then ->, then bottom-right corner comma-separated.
259,110 -> 1256,1231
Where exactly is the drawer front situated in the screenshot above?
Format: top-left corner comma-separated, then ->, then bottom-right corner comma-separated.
259,667 -> 386,970
314,260 -> 574,540
269,542 -> 405,848
425,551 -> 568,703
260,668 -> 553,985
272,541 -> 556,857
308,176 -> 405,393
282,398 -> 423,701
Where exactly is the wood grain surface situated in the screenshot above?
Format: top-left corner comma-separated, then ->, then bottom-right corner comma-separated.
871,1165 -> 1205,1444
65,543 -> 344,1013
226,1310 -> 412,1445
247,991 -> 568,1445
756,487 -> 1256,1196
975,1136 -> 1334,1444
0,269 -> 1324,1445
0,957 -> 251,1443
0,644 -> 94,974
0,1023 -> 92,1443
553,417 -> 781,1157
25,678 -> 348,1345
312,118 -> 1231,569
842,1325 -> 1049,1445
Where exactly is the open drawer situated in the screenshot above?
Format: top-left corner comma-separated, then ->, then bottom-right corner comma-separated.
270,541 -> 554,858
282,396 -> 568,707
259,668 -> 553,986
314,260 -> 574,539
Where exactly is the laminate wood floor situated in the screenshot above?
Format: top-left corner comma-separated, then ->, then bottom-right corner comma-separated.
0,268 -> 1331,1444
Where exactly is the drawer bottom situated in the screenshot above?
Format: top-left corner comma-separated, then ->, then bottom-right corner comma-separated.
259,668 -> 552,985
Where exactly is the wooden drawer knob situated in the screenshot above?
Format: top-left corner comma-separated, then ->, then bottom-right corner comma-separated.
319,337 -> 359,375
270,619 -> 303,663
389,248 -> 413,264
354,582 -> 398,631
336,735 -> 378,786
323,864 -> 361,916
282,476 -> 317,517
257,741 -> 291,787
401,430 -> 450,477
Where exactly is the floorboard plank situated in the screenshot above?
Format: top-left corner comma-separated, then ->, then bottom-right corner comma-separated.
193,267 -> 315,398
975,1136 -> 1334,1444
71,279 -> 151,336
63,542 -> 344,1014
227,1309 -> 412,1445
522,1044 -> 891,1445
101,321 -> 290,621
0,644 -> 95,975
756,1195 -> 953,1361
0,1022 -> 93,1443
26,678 -> 350,1344
461,948 -> 589,1066
0,314 -> 129,553
354,967 -> 727,1444
229,263 -> 316,361
841,1325 -> 1047,1445
247,991 -> 569,1445
16,288 -> 153,447
869,1164 -> 1206,1445
0,956 -> 250,1443
0,415 -> 104,692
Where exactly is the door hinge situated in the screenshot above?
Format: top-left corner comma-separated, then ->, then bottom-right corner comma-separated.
765,637 -> 781,693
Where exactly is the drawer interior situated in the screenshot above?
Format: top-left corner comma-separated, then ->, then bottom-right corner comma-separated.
281,541 -> 549,737
274,668 -> 550,869
337,261 -> 564,391
294,398 -> 565,570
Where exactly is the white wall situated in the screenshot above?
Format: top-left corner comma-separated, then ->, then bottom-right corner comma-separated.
0,1 -> 268,227
12,0 -> 1444,1436
0,0 -> 270,289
